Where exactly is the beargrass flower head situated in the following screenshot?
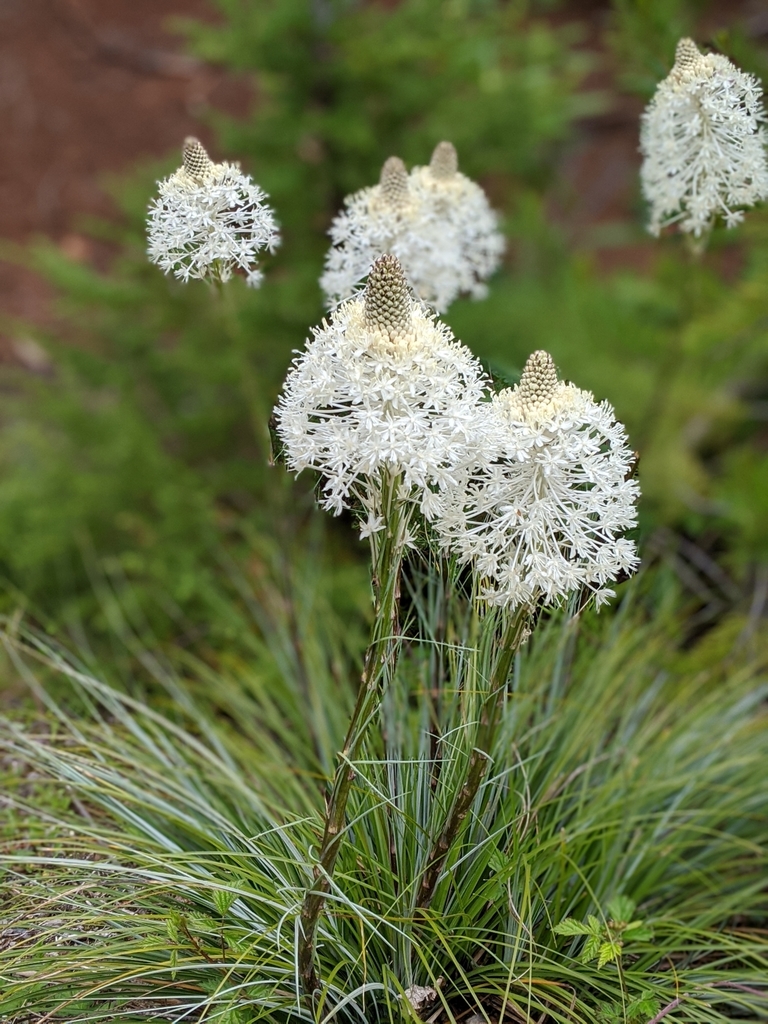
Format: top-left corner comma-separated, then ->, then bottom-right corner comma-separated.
275,254 -> 489,534
432,351 -> 640,610
640,38 -> 768,238
147,137 -> 280,287
320,142 -> 504,312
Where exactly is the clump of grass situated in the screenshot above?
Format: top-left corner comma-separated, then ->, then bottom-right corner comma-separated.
0,570 -> 766,1023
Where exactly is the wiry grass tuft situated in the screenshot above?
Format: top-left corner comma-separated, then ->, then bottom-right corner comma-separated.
1,568 -> 766,1023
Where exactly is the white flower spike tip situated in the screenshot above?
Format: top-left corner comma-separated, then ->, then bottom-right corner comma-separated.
432,351 -> 640,611
640,38 -> 768,238
147,137 -> 280,287
275,254 -> 489,528
320,143 -> 504,312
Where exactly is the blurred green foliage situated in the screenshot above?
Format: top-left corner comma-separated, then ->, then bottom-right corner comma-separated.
607,0 -> 768,95
606,0 -> 710,95
0,0 -> 767,638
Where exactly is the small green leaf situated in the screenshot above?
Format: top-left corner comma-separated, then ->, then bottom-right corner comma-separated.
188,911 -> 220,933
598,939 -> 621,968
219,1009 -> 246,1024
555,917 -> 593,936
486,849 -> 507,898
582,933 -> 602,963
213,887 -> 238,915
587,915 -> 603,935
627,993 -> 660,1019
595,1003 -> 622,1024
606,895 -> 636,923
229,934 -> 254,955
625,925 -> 654,942
488,849 -> 506,873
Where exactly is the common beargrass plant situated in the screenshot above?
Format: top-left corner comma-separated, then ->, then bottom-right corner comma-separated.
2,9 -> 768,1024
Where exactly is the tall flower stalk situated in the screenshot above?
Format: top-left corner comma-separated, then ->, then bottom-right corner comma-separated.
274,261 -> 641,992
413,350 -> 640,914
298,470 -> 410,994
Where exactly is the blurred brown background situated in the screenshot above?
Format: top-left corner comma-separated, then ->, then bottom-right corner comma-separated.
0,0 -> 251,334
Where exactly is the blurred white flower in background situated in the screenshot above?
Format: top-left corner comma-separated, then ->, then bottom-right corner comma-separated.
147,137 -> 280,286
275,254 -> 489,529
431,351 -> 640,610
320,142 -> 504,312
640,38 -> 768,238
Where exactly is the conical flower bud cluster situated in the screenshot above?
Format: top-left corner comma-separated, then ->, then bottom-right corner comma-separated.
320,142 -> 505,312
429,141 -> 459,179
147,137 -> 280,287
181,137 -> 215,181
514,349 -> 559,415
379,157 -> 411,207
362,253 -> 414,343
275,255 -> 489,533
640,39 -> 768,237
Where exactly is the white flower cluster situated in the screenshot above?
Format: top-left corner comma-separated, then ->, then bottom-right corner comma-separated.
276,256 -> 640,610
275,254 -> 489,532
147,137 -> 280,287
320,142 -> 504,312
640,38 -> 768,238
430,351 -> 640,610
